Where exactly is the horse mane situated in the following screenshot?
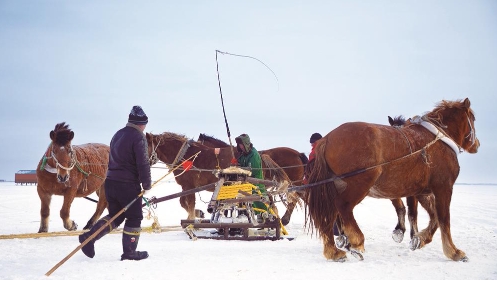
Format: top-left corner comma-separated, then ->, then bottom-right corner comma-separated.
432,99 -> 475,118
388,115 -> 406,127
155,132 -> 189,143
52,122 -> 73,146
299,152 -> 309,165
198,133 -> 230,146
420,99 -> 475,130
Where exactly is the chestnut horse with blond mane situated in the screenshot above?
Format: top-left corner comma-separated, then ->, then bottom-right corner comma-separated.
36,122 -> 109,233
306,98 -> 479,262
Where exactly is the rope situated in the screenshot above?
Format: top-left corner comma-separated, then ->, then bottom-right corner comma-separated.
288,132 -> 444,193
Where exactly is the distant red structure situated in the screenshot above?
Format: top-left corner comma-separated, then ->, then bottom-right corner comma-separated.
15,170 -> 37,185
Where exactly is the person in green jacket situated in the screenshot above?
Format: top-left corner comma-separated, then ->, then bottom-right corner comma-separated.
235,134 -> 268,216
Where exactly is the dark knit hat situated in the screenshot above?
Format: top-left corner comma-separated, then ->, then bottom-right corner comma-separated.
310,133 -> 322,143
128,105 -> 148,125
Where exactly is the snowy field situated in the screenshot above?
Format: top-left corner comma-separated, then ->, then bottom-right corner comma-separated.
0,171 -> 496,280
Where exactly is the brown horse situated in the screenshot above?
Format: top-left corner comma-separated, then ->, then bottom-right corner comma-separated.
306,98 -> 479,262
146,132 -> 302,220
36,122 -> 109,233
197,133 -> 308,225
386,116 -> 438,243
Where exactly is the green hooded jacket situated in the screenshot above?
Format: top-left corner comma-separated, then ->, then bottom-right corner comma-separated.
235,134 -> 267,212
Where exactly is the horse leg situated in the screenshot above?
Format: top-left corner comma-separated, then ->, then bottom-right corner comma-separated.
179,193 -> 196,220
280,201 -> 295,226
406,196 -> 419,239
410,194 -> 438,248
390,198 -> 406,243
37,187 -> 52,233
413,189 -> 467,261
60,189 -> 78,231
336,199 -> 365,260
321,210 -> 347,262
83,187 -> 108,230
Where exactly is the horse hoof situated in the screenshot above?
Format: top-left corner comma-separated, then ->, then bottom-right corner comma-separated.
409,237 -> 421,251
336,235 -> 348,248
461,256 -> 469,262
334,256 -> 347,263
350,249 -> 364,261
69,221 -> 78,231
392,229 -> 404,243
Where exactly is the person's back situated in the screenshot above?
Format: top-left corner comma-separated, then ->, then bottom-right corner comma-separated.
79,105 -> 152,261
107,125 -> 151,185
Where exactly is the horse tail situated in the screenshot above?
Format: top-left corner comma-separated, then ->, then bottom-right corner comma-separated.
261,154 -> 300,208
261,154 -> 291,183
305,138 -> 339,240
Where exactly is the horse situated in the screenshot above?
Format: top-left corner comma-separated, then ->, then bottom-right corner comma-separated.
146,132 -> 300,221
386,115 -> 438,243
306,98 -> 479,262
197,133 -> 308,225
36,122 -> 110,233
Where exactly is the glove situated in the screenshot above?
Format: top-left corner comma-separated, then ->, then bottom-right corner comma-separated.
142,189 -> 151,196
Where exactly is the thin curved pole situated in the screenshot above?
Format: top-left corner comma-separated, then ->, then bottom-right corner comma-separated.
215,49 -> 279,163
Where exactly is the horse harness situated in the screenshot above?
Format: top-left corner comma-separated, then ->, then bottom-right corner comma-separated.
39,142 -> 105,191
289,112 -> 474,193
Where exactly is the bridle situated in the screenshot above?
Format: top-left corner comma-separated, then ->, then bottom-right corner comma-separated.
149,138 -> 160,166
412,110 -> 478,154
465,113 -> 477,147
51,144 -> 76,172
40,143 -> 76,174
149,134 -> 192,169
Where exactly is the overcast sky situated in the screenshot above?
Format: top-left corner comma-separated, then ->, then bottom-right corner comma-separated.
0,1 -> 496,183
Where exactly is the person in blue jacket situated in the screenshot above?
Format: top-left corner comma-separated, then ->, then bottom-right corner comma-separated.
79,105 -> 152,261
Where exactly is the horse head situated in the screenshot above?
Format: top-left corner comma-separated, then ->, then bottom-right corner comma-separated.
427,98 -> 480,154
146,132 -> 193,167
145,133 -> 159,166
49,122 -> 76,183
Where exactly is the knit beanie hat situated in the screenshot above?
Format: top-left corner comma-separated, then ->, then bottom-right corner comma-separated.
128,106 -> 148,125
310,133 -> 322,143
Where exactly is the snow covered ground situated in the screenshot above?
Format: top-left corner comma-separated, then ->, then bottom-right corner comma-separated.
1,172 -> 496,280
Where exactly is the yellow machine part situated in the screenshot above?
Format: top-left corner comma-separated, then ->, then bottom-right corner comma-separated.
216,183 -> 255,200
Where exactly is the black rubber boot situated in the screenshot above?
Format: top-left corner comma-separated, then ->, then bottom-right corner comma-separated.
120,226 -> 149,261
78,216 -> 114,258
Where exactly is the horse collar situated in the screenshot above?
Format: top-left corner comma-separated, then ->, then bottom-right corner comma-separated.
411,115 -> 461,155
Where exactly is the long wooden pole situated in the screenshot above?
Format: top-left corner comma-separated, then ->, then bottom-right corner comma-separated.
45,151 -> 200,277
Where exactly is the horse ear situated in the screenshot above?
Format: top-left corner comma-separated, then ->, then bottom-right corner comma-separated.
49,131 -> 55,141
69,131 -> 75,141
388,116 -> 394,126
463,98 -> 471,108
